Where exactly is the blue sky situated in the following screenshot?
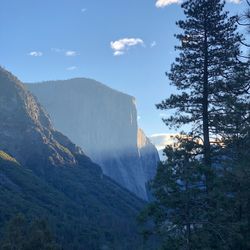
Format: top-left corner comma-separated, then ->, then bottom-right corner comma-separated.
0,0 -> 247,137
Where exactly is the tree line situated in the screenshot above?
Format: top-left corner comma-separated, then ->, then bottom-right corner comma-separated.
0,214 -> 59,250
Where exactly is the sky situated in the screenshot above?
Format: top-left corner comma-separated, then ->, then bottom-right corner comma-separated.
0,0 -> 247,140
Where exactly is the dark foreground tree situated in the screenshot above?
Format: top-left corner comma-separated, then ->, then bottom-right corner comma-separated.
216,63 -> 250,249
139,135 -> 237,249
140,0 -> 250,249
156,0 -> 241,177
140,136 -> 208,249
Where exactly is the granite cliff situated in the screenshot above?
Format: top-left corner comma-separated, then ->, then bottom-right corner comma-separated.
27,78 -> 159,200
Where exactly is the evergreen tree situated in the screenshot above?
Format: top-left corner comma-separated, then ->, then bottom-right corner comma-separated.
140,135 -> 234,249
140,136 -> 208,250
156,0 -> 241,177
140,1 -> 248,249
216,61 -> 250,249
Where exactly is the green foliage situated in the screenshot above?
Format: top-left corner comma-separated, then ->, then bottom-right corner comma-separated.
140,136 -> 223,249
1,214 -> 60,250
141,134 -> 250,249
0,154 -> 146,250
140,0 -> 250,249
217,125 -> 250,249
1,214 -> 28,250
156,0 -> 242,169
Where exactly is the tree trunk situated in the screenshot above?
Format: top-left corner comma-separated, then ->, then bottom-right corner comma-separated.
202,26 -> 211,170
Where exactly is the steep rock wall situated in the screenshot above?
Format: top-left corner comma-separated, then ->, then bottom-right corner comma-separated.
27,78 -> 159,199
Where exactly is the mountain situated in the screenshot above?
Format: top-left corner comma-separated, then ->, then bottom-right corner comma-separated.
26,78 -> 159,200
0,67 -> 150,249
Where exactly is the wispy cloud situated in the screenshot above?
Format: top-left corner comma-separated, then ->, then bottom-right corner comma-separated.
51,48 -> 79,56
65,50 -> 78,57
51,48 -> 64,53
66,66 -> 77,71
114,51 -> 124,56
151,41 -> 157,48
110,38 -> 144,56
28,51 -> 43,57
156,0 -> 181,8
81,8 -> 87,13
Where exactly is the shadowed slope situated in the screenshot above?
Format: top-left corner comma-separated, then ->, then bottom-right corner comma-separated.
0,67 -> 149,250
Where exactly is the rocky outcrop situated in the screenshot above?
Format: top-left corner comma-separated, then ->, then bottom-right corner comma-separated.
0,68 -> 85,171
27,78 -> 159,200
138,129 -> 159,182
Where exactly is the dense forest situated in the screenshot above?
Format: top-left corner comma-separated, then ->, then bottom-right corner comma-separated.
140,0 -> 250,249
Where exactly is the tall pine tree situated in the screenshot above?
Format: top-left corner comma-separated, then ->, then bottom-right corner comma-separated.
140,1 -> 247,249
157,0 -> 241,176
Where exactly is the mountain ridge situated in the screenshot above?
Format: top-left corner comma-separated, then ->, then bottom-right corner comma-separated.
27,77 -> 135,101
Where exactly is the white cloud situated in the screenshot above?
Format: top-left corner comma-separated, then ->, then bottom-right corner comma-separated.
28,51 -> 43,57
51,48 -> 63,53
149,133 -> 179,151
114,51 -> 125,56
66,66 -> 77,71
65,50 -> 78,56
110,38 -> 144,56
151,41 -> 157,48
51,48 -> 79,56
156,0 -> 181,8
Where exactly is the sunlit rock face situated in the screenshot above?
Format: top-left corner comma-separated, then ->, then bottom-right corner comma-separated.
27,78 -> 159,200
138,129 -> 159,183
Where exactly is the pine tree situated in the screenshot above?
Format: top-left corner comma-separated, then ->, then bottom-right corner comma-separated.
216,60 -> 250,249
214,6 -> 250,243
156,0 -> 241,177
140,1 -> 247,249
140,136 -> 209,250
140,135 -> 236,249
